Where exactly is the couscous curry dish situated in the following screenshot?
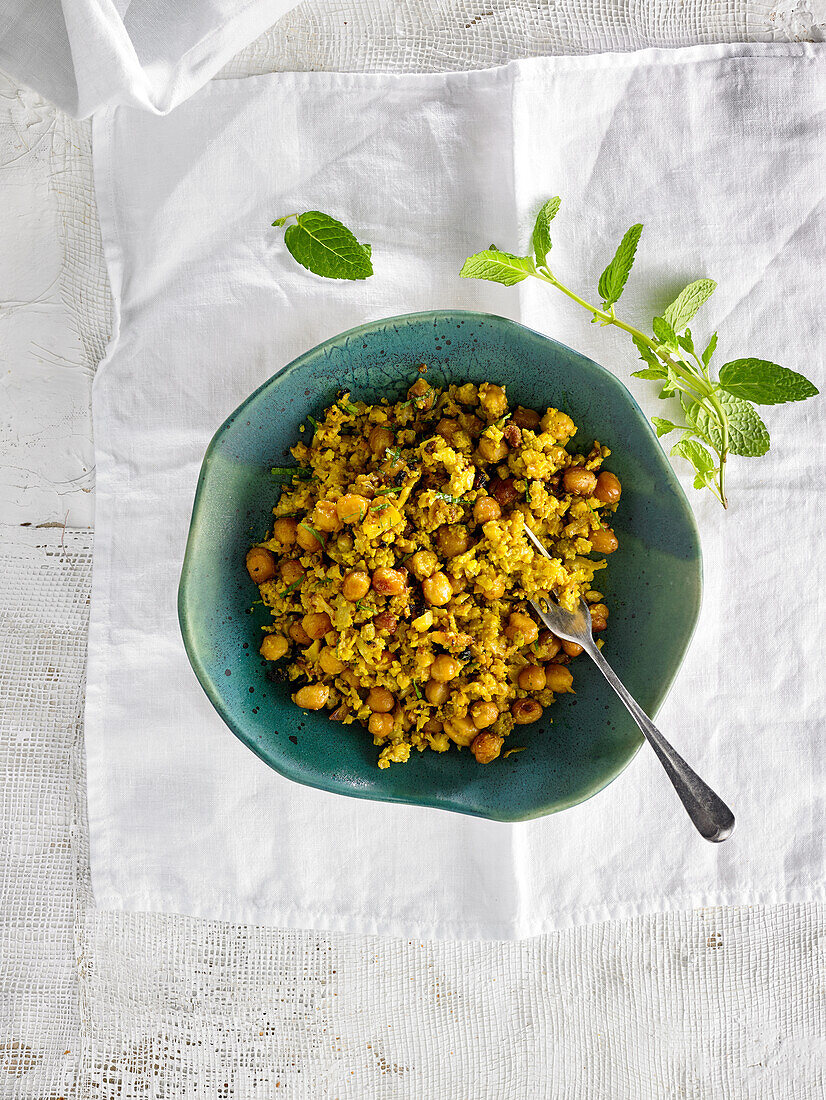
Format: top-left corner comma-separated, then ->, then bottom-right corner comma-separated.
245,375 -> 621,768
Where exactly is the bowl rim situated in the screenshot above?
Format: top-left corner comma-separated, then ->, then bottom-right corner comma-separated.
178,308 -> 703,821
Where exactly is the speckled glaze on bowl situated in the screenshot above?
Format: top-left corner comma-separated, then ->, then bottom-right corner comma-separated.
178,311 -> 701,822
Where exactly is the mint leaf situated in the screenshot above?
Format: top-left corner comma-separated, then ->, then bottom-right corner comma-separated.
460,249 -> 536,286
718,359 -> 819,405
677,329 -> 695,355
532,196 -> 561,267
271,214 -> 295,227
598,224 -> 643,308
671,437 -> 717,489
631,336 -> 663,373
651,416 -> 682,437
277,211 -> 373,280
702,332 -> 718,368
652,315 -> 678,350
688,393 -> 770,457
663,279 -> 716,333
632,368 -> 668,380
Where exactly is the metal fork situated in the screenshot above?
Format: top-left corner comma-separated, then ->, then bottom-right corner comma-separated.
523,523 -> 735,842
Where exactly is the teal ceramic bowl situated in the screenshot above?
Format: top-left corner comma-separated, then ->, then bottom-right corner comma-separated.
178,310 -> 701,821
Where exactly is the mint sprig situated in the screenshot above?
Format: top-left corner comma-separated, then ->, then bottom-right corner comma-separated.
460,197 -> 819,507
272,211 -> 373,280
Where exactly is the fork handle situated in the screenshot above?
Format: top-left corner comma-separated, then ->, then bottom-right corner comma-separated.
587,644 -> 735,843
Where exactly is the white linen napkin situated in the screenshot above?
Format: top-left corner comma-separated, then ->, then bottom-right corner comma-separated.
87,43 -> 826,938
0,0 -> 300,117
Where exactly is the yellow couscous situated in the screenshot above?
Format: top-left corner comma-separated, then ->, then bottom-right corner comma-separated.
245,374 -> 621,768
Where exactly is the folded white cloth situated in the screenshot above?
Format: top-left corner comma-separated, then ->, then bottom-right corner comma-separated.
87,43 -> 826,938
0,0 -> 300,117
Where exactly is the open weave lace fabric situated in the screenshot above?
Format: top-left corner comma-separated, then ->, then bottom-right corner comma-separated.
2,2 -> 825,1096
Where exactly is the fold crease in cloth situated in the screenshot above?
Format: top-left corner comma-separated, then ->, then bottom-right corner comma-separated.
0,0 -> 302,117
87,44 -> 826,938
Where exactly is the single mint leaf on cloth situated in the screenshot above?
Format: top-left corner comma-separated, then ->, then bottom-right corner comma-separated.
688,392 -> 770,456
651,416 -> 682,437
652,315 -> 678,350
662,278 -> 716,333
597,223 -> 643,308
277,211 -> 373,280
460,249 -> 536,286
532,196 -> 561,267
718,358 -> 819,404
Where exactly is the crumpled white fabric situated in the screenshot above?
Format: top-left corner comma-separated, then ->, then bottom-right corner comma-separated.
87,43 -> 826,939
0,0 -> 301,117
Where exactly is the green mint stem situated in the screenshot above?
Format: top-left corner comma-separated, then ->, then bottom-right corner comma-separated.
537,267 -> 729,507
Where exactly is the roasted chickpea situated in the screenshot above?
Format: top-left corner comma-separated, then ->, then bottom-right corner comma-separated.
473,496 -> 501,524
408,377 -> 435,411
271,517 -> 298,547
562,467 -> 597,496
425,678 -> 450,705
589,527 -> 619,554
296,523 -> 325,553
319,646 -> 345,675
518,664 -> 546,691
367,687 -> 395,713
505,611 -> 539,645
368,712 -> 395,739
478,382 -> 508,418
311,500 -> 341,532
535,629 -> 562,661
372,567 -> 406,596
594,471 -> 622,504
444,714 -> 478,746
368,425 -> 394,456
489,478 -> 519,508
590,603 -> 609,633
280,559 -> 304,586
302,612 -> 331,640
512,699 -> 543,724
336,534 -> 354,554
336,493 -> 369,524
562,639 -> 583,658
373,611 -> 398,634
456,382 -> 477,405
245,547 -> 276,584
545,664 -> 574,693
289,621 -> 312,645
472,731 -> 504,763
511,406 -> 541,430
478,575 -> 506,600
436,418 -> 457,443
470,700 -> 499,729
448,573 -> 468,594
430,654 -> 460,682
541,409 -> 576,441
342,570 -> 371,602
293,684 -> 330,710
436,525 -> 470,558
259,634 -> 288,661
423,571 -> 453,607
408,550 -> 439,579
478,435 -> 509,463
